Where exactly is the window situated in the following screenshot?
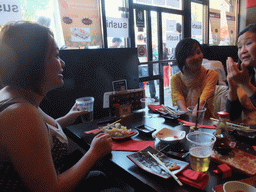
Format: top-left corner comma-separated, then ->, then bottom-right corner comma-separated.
133,0 -> 182,10
2,0 -> 103,49
209,0 -> 238,45
191,2 -> 204,44
105,0 -> 129,48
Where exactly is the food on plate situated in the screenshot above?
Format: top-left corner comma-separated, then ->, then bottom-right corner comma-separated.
103,123 -> 134,137
169,165 -> 181,171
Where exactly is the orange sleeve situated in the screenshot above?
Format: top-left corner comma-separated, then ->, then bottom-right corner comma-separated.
171,73 -> 186,106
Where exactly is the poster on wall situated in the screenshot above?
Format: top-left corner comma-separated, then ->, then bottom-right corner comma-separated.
209,9 -> 221,45
0,0 -> 22,26
226,12 -> 236,45
58,0 -> 102,48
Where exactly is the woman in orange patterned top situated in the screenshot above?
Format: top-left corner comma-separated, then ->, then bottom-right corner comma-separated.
171,38 -> 218,118
226,23 -> 256,125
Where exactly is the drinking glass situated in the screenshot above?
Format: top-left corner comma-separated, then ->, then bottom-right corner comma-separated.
186,132 -> 216,172
76,97 -> 94,122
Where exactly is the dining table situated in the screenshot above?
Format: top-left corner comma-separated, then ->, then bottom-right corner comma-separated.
64,109 -> 256,192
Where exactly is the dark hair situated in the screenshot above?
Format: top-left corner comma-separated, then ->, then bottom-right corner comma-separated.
0,21 -> 53,95
237,23 -> 256,39
175,38 -> 202,73
112,37 -> 122,43
176,23 -> 182,33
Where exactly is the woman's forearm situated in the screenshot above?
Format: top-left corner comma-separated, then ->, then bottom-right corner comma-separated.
56,115 -> 73,128
57,149 -> 99,192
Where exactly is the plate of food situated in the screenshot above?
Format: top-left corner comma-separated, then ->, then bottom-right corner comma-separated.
102,122 -> 138,140
127,146 -> 189,179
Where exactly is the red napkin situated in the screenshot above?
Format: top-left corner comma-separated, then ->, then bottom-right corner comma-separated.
148,105 -> 164,112
84,128 -> 100,134
178,169 -> 209,190
253,146 -> 256,151
112,140 -> 155,151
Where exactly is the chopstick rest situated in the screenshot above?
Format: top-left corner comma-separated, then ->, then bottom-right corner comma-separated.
213,164 -> 232,179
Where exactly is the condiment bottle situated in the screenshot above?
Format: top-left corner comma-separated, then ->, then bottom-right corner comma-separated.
215,111 -> 229,138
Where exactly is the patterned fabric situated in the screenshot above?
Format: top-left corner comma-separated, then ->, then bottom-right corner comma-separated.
51,135 -> 68,172
0,99 -> 68,191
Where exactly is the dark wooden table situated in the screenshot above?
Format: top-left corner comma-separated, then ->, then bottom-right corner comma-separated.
64,110 -> 256,192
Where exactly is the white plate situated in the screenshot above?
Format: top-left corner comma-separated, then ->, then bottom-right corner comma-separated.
152,128 -> 186,142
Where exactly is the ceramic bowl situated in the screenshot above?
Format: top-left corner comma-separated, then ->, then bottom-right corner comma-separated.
152,128 -> 186,142
223,181 -> 256,192
214,137 -> 236,155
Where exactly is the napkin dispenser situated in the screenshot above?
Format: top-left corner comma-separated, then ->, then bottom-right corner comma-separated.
109,89 -> 145,116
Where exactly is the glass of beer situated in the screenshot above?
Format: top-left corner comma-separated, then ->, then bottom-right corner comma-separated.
186,132 -> 216,172
76,97 -> 94,123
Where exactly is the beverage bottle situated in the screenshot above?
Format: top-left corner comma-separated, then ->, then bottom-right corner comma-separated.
214,111 -> 229,138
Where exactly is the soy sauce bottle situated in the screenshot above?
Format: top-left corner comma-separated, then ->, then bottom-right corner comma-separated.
214,111 -> 229,138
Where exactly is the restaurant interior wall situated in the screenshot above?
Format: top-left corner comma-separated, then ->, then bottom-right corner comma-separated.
40,48 -> 139,120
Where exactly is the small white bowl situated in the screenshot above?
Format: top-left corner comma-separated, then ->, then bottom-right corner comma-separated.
152,128 -> 186,142
223,181 -> 256,192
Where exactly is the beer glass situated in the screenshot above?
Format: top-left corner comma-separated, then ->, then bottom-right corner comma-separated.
186,132 -> 216,172
76,97 -> 94,122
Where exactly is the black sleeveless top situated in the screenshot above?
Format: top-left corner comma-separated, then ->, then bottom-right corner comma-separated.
0,99 -> 68,191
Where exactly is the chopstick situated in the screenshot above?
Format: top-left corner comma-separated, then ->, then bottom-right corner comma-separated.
195,98 -> 200,130
94,119 -> 121,134
210,118 -> 251,130
147,151 -> 183,186
161,105 -> 176,115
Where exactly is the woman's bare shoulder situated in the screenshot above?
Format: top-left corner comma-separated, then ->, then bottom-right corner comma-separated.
0,102 -> 44,134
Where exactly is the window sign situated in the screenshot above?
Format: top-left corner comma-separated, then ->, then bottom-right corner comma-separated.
58,0 -> 102,49
153,0 -> 165,6
166,20 -> 176,32
166,32 -> 179,48
166,0 -> 180,9
136,9 -> 144,28
191,21 -> 202,36
136,0 -> 153,4
0,0 -> 22,26
106,17 -> 128,38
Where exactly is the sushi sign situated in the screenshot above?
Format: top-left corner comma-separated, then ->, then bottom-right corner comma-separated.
0,0 -> 22,25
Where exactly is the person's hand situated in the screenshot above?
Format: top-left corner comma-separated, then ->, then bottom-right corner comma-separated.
89,133 -> 112,160
65,103 -> 88,125
226,57 -> 249,87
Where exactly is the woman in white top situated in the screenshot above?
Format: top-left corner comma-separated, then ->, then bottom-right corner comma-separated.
0,21 -> 114,192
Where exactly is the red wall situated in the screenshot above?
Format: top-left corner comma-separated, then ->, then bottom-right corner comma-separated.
247,0 -> 256,8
